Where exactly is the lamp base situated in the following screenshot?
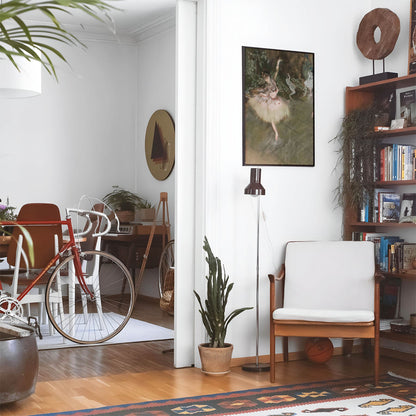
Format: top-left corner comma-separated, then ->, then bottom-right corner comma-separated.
242,362 -> 270,372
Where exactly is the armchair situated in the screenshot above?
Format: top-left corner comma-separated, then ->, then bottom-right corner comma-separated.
269,241 -> 381,385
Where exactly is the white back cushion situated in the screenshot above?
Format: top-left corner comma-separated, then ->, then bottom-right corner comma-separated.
283,241 -> 375,311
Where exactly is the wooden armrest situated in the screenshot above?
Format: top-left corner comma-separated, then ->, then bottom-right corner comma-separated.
268,264 -> 285,283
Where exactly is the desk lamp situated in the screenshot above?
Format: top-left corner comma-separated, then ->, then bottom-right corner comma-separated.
242,168 -> 269,372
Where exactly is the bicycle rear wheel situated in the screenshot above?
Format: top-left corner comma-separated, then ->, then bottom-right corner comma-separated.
45,250 -> 135,344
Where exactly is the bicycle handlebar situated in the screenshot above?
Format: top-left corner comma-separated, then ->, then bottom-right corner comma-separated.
66,208 -> 112,238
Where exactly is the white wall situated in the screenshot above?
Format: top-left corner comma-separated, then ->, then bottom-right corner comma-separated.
0,39 -> 138,213
135,26 -> 176,298
193,0 -> 411,362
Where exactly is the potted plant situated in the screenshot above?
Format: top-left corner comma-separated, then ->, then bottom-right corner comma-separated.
194,237 -> 252,375
136,199 -> 155,222
103,186 -> 147,223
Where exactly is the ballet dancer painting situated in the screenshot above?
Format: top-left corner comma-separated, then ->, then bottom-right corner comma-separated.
243,46 -> 314,166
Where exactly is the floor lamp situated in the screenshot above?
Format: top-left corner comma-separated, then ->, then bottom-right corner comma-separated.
242,168 -> 270,372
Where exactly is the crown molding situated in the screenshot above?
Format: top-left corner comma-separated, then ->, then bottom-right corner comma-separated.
129,11 -> 176,43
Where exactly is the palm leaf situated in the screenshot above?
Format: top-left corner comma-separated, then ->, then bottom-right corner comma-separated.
0,0 -> 117,79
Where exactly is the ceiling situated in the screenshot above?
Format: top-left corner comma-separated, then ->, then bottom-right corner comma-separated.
26,0 -> 176,39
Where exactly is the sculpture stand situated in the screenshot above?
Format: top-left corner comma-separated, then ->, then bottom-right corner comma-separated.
359,59 -> 397,85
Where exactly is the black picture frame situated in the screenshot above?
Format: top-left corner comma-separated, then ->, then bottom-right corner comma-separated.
242,46 -> 315,166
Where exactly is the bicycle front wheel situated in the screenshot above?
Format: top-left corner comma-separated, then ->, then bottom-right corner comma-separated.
45,250 -> 135,344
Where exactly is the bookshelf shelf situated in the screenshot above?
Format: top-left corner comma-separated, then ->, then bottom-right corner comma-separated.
350,221 -> 416,228
344,74 -> 416,351
375,180 -> 416,186
383,271 -> 416,281
375,127 -> 416,138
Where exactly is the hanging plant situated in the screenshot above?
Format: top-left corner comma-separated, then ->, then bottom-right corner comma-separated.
333,106 -> 378,210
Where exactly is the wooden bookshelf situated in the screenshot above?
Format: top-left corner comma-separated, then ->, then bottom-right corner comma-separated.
344,74 -> 416,349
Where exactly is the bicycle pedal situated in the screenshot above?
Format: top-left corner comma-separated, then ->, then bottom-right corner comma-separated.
28,316 -> 43,340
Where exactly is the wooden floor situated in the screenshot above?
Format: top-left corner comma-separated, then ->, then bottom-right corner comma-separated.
1,300 -> 415,416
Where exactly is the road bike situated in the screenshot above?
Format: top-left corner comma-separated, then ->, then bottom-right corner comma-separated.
0,207 -> 135,344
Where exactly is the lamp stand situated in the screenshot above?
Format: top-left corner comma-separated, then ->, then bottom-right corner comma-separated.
242,196 -> 269,372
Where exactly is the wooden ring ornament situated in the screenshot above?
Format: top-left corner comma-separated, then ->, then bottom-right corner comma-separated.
356,8 -> 400,60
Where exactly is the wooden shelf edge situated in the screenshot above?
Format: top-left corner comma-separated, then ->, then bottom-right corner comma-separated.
381,329 -> 416,344
375,180 -> 416,186
382,271 -> 416,281
347,73 -> 416,91
350,222 -> 416,228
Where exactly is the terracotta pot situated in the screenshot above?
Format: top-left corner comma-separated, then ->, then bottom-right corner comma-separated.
198,343 -> 233,376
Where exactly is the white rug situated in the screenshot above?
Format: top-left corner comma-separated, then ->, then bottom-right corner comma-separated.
36,314 -> 174,350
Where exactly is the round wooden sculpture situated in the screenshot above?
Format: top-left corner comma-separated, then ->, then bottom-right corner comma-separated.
145,110 -> 175,181
356,8 -> 400,60
305,338 -> 334,364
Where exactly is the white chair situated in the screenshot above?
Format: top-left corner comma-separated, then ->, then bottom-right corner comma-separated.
269,241 -> 381,385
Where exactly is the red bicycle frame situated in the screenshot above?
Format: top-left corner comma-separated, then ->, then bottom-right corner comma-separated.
0,216 -> 94,301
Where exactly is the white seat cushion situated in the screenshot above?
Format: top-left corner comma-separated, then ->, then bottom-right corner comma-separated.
273,307 -> 374,323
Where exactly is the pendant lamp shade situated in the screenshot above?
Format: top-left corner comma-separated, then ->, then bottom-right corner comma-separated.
0,57 -> 41,98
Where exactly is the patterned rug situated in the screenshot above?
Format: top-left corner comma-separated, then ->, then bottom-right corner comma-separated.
31,373 -> 415,416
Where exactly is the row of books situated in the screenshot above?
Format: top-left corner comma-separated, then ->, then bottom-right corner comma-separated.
352,233 -> 416,273
379,144 -> 416,181
360,191 -> 416,224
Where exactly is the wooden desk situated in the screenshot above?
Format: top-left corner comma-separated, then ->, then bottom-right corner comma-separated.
102,223 -> 169,280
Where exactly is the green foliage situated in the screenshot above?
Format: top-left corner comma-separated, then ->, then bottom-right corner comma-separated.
0,0 -> 116,79
333,106 -> 378,210
103,186 -> 150,211
193,237 -> 252,348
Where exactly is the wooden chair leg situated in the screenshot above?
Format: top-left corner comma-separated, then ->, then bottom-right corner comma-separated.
374,335 -> 379,386
270,331 -> 275,382
283,337 -> 289,362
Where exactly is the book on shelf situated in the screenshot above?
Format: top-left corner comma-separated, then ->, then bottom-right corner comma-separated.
399,89 -> 416,127
380,278 -> 401,319
379,144 -> 416,182
399,193 -> 416,224
379,192 -> 400,223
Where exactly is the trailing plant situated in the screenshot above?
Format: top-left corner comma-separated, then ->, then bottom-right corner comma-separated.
333,106 -> 378,210
103,186 -> 148,211
0,0 -> 116,79
194,237 -> 252,348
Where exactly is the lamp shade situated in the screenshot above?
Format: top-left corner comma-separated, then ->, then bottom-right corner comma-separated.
244,168 -> 265,196
0,57 -> 41,98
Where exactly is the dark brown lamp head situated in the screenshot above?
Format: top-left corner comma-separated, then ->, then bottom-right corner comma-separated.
244,168 -> 265,196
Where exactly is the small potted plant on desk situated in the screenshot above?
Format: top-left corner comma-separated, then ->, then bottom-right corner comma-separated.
194,237 -> 252,375
103,186 -> 148,224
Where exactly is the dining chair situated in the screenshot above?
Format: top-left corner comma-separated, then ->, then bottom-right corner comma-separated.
0,203 -> 63,326
269,241 -> 381,385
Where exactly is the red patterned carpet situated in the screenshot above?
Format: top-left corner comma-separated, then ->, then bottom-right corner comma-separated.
30,374 -> 415,416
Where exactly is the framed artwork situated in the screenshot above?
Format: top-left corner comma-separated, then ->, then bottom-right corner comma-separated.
145,110 -> 175,181
242,46 -> 315,166
409,0 -> 416,74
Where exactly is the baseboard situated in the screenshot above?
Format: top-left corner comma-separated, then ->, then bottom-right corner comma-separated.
230,346 -> 351,367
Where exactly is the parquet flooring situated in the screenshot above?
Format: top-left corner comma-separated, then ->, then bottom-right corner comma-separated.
1,299 -> 415,416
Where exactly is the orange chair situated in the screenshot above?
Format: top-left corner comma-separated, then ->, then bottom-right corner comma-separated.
0,203 -> 63,323
269,241 -> 381,385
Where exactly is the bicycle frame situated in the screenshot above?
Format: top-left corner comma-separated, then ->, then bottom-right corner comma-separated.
0,216 -> 93,303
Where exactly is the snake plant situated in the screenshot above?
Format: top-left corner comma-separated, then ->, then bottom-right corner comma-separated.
194,237 -> 252,348
0,0 -> 116,79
